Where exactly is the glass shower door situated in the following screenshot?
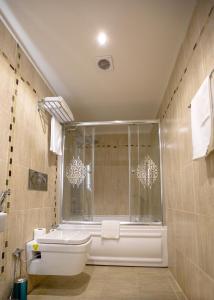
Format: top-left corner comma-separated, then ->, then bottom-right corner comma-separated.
62,127 -> 94,221
129,123 -> 162,223
62,122 -> 162,224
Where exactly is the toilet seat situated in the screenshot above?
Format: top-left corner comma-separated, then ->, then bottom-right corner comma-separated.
36,230 -> 91,245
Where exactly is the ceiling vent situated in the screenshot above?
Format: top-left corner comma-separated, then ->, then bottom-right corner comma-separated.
96,56 -> 114,71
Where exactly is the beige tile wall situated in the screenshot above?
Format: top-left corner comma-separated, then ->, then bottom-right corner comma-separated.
159,0 -> 214,299
0,20 -> 57,299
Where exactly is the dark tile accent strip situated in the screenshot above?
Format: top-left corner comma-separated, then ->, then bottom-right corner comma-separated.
208,6 -> 213,17
161,4 -> 213,120
10,64 -> 15,70
2,52 -> 8,60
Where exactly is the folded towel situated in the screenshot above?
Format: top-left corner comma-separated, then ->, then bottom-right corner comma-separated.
191,75 -> 213,160
208,72 -> 214,154
50,116 -> 62,156
101,220 -> 120,239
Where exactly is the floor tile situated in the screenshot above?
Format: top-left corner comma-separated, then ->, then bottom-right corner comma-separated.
29,266 -> 181,300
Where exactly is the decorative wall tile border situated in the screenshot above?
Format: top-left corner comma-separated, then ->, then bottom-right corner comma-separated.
0,41 -> 58,275
0,43 -> 19,275
0,23 -> 58,286
161,5 -> 214,120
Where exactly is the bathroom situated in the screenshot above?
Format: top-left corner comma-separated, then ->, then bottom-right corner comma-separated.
0,0 -> 213,299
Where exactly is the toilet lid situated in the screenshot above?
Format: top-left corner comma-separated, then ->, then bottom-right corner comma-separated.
36,230 -> 91,245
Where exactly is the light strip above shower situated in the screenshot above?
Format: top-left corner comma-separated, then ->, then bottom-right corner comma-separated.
65,120 -> 160,127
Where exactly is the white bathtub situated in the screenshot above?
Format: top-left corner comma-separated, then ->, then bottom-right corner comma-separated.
59,224 -> 168,267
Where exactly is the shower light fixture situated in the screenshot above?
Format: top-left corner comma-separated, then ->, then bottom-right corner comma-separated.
97,31 -> 108,46
137,155 -> 158,189
66,157 -> 87,187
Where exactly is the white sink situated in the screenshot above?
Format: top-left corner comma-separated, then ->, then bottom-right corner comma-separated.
0,212 -> 7,232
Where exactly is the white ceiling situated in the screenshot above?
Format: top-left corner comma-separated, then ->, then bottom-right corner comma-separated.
0,0 -> 196,121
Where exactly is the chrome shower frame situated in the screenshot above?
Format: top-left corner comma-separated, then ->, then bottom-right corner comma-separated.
58,120 -> 164,225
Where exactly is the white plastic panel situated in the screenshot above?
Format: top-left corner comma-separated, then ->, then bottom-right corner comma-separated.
60,224 -> 168,267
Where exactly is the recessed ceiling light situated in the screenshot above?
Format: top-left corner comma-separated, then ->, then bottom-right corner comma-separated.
97,32 -> 108,46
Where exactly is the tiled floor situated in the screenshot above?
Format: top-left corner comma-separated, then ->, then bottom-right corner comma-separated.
28,266 -> 186,300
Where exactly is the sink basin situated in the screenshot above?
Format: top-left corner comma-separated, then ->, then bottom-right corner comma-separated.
0,212 -> 7,232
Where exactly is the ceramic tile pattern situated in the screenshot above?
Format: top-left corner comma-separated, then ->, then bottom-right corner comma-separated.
28,265 -> 186,300
0,20 -> 57,299
159,0 -> 214,299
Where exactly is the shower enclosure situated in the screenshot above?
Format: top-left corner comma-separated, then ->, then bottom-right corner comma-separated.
61,121 -> 162,224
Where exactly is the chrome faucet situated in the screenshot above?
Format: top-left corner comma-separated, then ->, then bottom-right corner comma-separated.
0,189 -> 10,211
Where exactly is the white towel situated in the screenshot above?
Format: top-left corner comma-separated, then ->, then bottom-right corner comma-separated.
50,116 -> 62,155
101,220 -> 120,239
208,72 -> 214,154
191,75 -> 213,160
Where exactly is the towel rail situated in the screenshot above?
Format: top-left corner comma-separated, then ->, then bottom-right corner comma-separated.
38,96 -> 74,123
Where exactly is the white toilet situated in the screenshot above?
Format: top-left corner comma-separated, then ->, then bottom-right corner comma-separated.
26,230 -> 91,276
